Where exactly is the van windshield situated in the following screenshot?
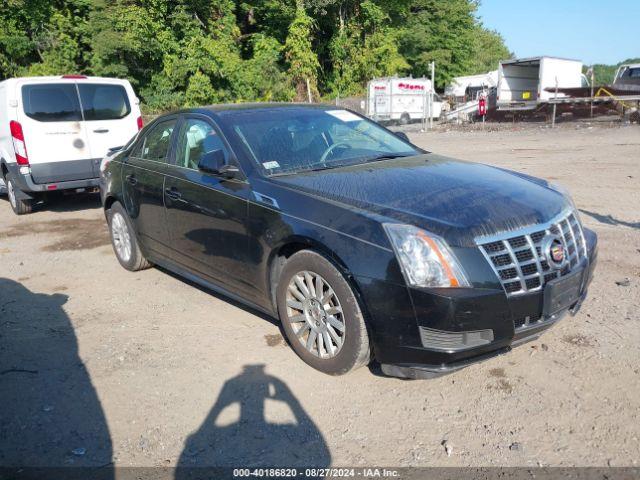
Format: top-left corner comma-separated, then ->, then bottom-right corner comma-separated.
21,82 -> 131,122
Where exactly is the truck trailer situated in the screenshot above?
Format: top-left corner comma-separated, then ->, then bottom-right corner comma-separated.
496,57 -> 588,111
366,77 -> 442,124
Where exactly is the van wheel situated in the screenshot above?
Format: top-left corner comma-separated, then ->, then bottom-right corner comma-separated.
399,112 -> 411,125
276,250 -> 371,375
6,175 -> 32,215
107,201 -> 151,271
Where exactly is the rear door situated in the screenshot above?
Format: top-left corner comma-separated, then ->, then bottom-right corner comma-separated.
17,81 -> 93,183
78,82 -> 140,168
122,117 -> 178,257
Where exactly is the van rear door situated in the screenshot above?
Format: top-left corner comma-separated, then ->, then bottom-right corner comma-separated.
78,82 -> 139,166
17,81 -> 93,184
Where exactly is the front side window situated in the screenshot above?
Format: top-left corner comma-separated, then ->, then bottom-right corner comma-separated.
133,119 -> 176,163
21,84 -> 82,122
175,118 -> 228,170
223,107 -> 418,176
78,84 -> 131,120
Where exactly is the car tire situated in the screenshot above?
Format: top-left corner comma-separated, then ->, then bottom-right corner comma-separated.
276,250 -> 371,375
107,201 -> 151,272
6,174 -> 33,215
399,112 -> 411,125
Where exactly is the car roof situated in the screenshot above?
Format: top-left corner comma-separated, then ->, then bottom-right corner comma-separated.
176,102 -> 337,116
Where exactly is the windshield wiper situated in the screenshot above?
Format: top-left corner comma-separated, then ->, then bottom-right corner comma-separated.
268,163 -> 344,177
309,164 -> 344,172
364,153 -> 414,163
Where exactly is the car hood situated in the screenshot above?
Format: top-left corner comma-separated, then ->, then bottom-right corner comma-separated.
271,154 -> 569,247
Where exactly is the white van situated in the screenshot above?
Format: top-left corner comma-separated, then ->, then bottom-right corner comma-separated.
0,76 -> 142,214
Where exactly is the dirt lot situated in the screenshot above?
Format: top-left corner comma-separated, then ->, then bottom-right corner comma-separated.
1,122 -> 639,470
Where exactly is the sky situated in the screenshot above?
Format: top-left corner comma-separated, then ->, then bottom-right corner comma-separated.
477,0 -> 639,65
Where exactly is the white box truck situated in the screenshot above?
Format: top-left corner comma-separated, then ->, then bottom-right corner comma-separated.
496,57 -> 587,111
366,77 -> 442,124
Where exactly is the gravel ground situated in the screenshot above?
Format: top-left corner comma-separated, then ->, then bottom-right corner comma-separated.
0,122 -> 639,470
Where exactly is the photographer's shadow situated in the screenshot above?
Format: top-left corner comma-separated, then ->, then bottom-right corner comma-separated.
0,278 -> 113,474
175,365 -> 330,477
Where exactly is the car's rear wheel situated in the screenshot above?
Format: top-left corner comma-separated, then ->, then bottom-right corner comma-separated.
276,250 -> 371,375
6,174 -> 32,215
107,201 -> 151,271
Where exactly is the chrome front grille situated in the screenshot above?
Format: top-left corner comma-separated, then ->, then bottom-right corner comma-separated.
477,210 -> 587,297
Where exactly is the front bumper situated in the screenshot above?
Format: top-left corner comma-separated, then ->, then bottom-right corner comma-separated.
372,227 -> 598,379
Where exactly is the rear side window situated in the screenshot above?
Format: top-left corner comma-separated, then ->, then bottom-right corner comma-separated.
22,84 -> 82,122
132,119 -> 176,163
79,84 -> 131,120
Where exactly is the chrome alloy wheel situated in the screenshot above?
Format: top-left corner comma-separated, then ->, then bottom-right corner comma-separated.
7,179 -> 16,209
286,270 -> 345,358
111,212 -> 132,262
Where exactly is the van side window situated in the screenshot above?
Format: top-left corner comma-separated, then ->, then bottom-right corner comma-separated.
135,119 -> 176,163
175,119 -> 228,170
78,84 -> 132,121
22,84 -> 82,122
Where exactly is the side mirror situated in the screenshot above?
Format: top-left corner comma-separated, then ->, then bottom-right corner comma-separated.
218,164 -> 240,179
198,149 -> 226,174
198,149 -> 240,179
395,131 -> 411,143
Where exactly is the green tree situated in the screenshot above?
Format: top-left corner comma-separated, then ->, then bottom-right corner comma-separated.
468,26 -> 512,74
399,0 -> 477,88
284,3 -> 320,101
1,0 -> 513,104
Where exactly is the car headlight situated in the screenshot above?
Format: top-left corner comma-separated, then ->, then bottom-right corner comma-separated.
383,224 -> 470,288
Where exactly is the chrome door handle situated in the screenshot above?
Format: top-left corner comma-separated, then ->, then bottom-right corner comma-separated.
93,128 -> 109,133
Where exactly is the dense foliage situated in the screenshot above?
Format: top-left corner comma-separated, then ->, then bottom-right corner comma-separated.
0,0 -> 511,111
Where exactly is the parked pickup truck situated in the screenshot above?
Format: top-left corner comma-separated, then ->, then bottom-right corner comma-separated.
613,63 -> 640,92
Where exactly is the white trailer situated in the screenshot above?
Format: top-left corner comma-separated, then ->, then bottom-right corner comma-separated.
366,77 -> 442,123
496,57 -> 586,111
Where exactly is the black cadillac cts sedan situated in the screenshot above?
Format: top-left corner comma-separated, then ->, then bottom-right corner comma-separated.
100,104 -> 597,378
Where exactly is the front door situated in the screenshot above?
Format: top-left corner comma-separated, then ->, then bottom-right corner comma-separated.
122,117 -> 177,257
164,116 -> 254,297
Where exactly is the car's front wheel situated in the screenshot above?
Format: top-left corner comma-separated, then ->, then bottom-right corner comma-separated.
107,201 -> 151,271
276,250 -> 371,375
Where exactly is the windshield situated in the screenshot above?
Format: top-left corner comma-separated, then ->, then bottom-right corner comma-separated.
223,107 -> 419,176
